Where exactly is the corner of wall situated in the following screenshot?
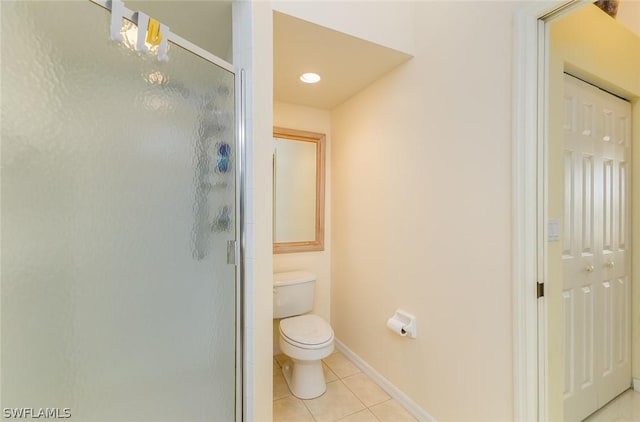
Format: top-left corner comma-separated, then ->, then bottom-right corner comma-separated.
272,102 -> 332,355
271,1 -> 415,56
233,1 -> 274,420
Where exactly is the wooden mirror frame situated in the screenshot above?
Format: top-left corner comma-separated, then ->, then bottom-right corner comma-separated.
273,127 -> 325,253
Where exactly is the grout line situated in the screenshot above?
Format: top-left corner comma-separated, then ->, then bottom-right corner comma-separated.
334,340 -> 431,421
341,373 -> 358,381
324,351 -> 362,380
274,351 -> 401,422
273,395 -> 294,403
333,407 -> 368,422
300,400 -> 317,422
299,392 -> 318,422
322,363 -> 339,382
338,377 -> 368,410
370,397 -> 393,407
367,406 -> 383,422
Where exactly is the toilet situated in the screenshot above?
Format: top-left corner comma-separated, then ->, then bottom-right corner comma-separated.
274,271 -> 334,399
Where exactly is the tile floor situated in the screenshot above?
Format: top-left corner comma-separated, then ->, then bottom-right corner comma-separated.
273,351 -> 418,422
583,389 -> 640,422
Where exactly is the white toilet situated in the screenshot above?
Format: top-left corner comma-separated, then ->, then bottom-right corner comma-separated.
274,271 -> 334,399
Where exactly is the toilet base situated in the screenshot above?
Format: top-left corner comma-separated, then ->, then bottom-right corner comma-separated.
282,358 -> 326,399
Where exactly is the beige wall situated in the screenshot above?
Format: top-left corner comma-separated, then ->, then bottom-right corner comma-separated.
258,2 -> 640,421
617,0 -> 640,36
330,2 -> 516,421
273,101 -> 332,354
271,1 -> 415,56
548,6 -> 640,420
126,1 -> 233,63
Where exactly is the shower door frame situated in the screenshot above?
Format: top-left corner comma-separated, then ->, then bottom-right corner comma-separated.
87,1 -> 246,420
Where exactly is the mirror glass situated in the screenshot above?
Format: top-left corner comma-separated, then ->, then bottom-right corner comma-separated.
273,127 -> 325,253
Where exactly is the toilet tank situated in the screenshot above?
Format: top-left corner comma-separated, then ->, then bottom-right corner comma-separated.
273,271 -> 316,319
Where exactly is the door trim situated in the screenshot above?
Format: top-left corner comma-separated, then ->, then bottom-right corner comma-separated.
514,2 -> 639,421
87,1 -> 245,420
512,2 -> 583,421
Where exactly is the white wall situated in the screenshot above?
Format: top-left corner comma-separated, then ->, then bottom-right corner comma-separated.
233,2 -> 273,420
330,2 -> 516,421
273,101 -> 332,354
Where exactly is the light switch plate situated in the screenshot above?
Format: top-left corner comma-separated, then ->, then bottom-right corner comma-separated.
548,218 -> 560,242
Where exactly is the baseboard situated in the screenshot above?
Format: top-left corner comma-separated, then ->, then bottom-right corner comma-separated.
633,378 -> 640,392
334,339 -> 437,422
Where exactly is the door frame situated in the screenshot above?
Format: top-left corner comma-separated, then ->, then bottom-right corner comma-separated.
513,3 -> 577,420
88,1 -> 246,420
513,1 -> 640,421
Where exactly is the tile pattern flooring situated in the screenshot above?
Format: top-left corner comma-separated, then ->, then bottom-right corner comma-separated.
273,351 -> 418,422
275,356 -> 640,422
584,389 -> 640,422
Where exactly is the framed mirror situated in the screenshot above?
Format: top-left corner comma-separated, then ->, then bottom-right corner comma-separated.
273,127 -> 325,253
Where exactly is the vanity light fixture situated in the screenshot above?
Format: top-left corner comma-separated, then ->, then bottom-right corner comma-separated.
299,73 -> 321,84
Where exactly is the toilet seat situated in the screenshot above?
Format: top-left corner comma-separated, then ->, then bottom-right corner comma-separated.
280,314 -> 334,349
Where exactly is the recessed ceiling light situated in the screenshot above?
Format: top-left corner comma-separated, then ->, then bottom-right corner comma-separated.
300,73 -> 321,84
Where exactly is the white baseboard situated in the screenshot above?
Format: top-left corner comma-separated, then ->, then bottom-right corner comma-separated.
334,339 -> 437,422
633,378 -> 640,392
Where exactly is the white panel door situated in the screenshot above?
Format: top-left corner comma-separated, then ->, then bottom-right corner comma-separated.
562,74 -> 631,422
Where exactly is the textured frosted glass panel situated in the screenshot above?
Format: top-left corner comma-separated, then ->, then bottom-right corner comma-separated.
2,3 -> 236,421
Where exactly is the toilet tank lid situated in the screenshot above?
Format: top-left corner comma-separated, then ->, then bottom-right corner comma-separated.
274,271 -> 316,286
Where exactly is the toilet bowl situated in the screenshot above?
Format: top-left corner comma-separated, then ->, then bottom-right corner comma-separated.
273,271 -> 334,399
278,314 -> 334,399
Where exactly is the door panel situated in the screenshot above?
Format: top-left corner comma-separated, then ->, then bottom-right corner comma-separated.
562,74 -> 631,422
582,154 -> 595,255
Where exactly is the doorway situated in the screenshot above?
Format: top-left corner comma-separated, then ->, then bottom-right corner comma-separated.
512,2 -> 640,421
561,73 -> 632,422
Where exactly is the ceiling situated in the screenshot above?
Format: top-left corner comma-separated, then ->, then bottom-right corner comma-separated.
273,11 -> 412,110
103,2 -> 412,110
116,2 -> 636,111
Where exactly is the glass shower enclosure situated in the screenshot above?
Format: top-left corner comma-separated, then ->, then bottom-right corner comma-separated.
1,2 -> 241,421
